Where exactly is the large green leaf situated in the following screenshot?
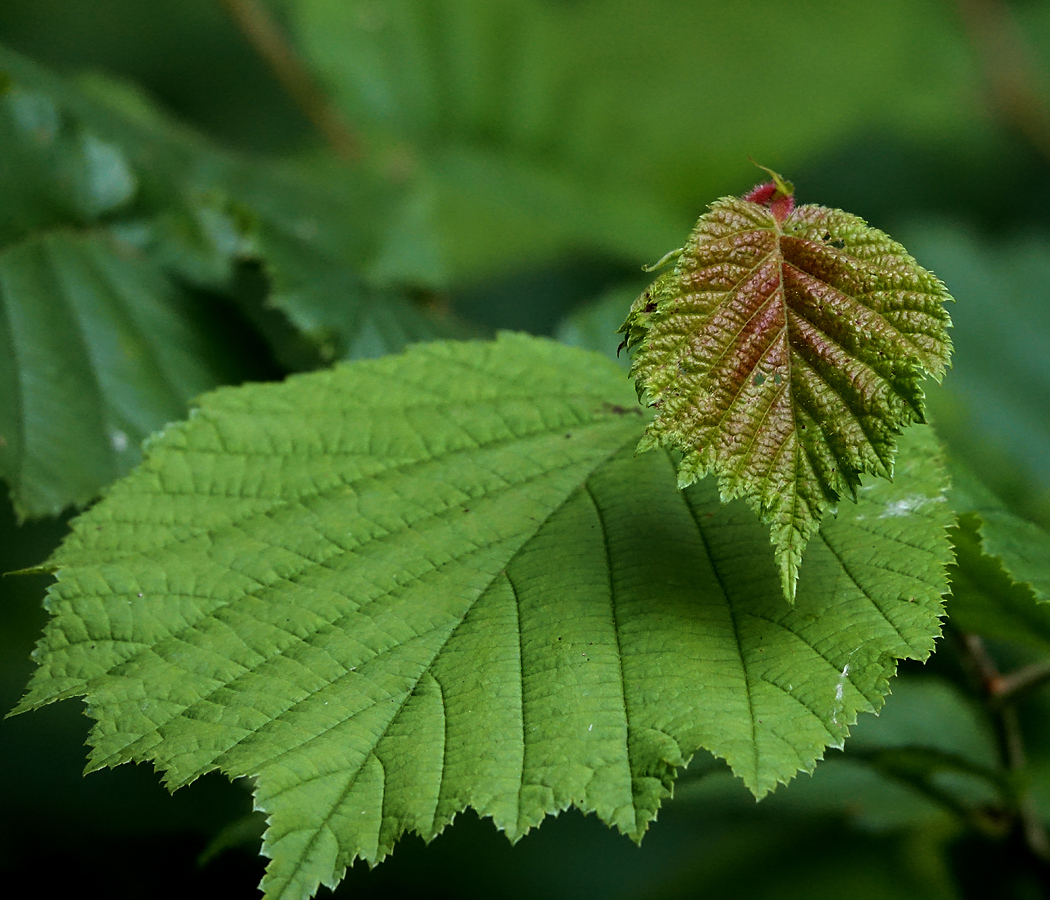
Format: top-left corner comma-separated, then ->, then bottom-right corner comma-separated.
0,230 -> 248,518
17,336 -> 952,900
619,183 -> 953,601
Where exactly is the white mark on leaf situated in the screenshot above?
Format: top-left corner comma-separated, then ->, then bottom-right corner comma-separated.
110,429 -> 129,453
878,494 -> 947,518
834,665 -> 849,704
830,647 -> 861,726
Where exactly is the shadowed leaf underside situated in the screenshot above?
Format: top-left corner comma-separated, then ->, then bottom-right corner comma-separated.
620,191 -> 953,601
16,336 -> 952,900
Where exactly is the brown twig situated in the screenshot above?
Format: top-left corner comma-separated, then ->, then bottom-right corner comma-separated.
953,630 -> 1050,863
953,0 -> 1050,164
216,0 -> 360,161
992,660 -> 1050,706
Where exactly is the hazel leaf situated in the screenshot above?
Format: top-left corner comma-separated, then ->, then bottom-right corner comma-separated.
16,336 -> 952,900
619,176 -> 953,602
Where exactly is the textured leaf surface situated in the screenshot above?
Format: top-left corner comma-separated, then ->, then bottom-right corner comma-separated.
18,336 -> 952,900
0,230 -> 246,518
619,185 -> 953,600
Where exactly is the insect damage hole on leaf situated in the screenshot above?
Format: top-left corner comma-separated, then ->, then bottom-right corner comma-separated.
617,166 -> 953,603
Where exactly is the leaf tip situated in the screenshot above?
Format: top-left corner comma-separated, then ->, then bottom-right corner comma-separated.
4,562 -> 58,577
778,555 -> 799,605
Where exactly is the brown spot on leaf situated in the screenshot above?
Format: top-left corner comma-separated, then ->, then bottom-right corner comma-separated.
603,403 -> 642,417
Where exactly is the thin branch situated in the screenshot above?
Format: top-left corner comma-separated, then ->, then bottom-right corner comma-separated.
991,660 -> 1050,706
217,0 -> 360,161
953,0 -> 1050,164
957,630 -> 1001,691
952,630 -> 1050,863
1001,703 -> 1050,862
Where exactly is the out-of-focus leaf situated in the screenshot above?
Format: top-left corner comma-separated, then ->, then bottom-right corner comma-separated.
365,146 -> 686,287
0,44 -> 244,285
904,222 -> 1050,524
753,676 -> 1000,833
846,676 -> 997,765
0,47 -> 480,513
555,283 -> 639,366
0,84 -> 138,244
947,458 -> 1050,605
241,202 -> 476,362
0,230 -> 246,518
947,516 -> 1050,654
0,45 -> 464,361
293,0 -> 980,285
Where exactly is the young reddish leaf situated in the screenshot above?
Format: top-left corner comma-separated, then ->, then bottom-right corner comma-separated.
618,173 -> 953,602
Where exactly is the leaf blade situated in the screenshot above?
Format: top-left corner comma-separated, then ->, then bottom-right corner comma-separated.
620,189 -> 953,601
18,337 -> 952,900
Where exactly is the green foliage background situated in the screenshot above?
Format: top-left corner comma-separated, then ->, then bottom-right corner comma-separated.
2,1 -> 1050,898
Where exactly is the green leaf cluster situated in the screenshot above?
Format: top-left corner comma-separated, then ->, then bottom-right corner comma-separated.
0,46 -> 464,519
3,6 -> 1050,900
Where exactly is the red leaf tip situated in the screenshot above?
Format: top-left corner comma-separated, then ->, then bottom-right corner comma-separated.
743,181 -> 779,205
743,164 -> 795,222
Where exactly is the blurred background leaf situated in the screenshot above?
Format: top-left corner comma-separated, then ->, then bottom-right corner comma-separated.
904,222 -> 1050,527
291,0 -> 983,286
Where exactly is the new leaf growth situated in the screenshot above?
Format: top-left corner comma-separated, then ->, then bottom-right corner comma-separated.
618,172 -> 953,601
